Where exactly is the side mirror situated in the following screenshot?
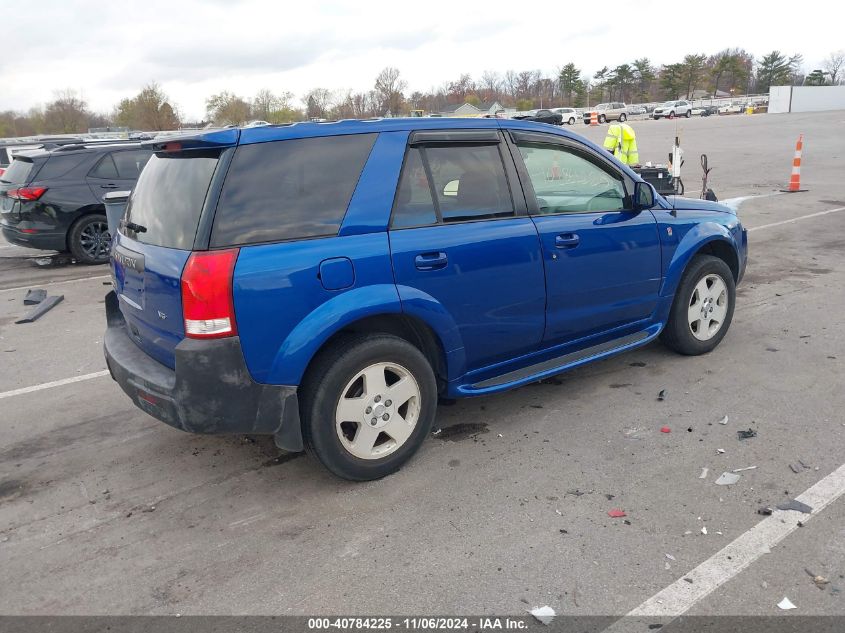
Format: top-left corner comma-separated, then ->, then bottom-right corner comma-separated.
634,181 -> 656,210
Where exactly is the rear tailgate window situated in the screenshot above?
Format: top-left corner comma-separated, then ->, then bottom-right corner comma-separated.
210,133 -> 376,247
124,150 -> 220,250
0,157 -> 35,184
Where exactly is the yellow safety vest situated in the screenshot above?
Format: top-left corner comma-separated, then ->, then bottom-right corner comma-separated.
603,123 -> 639,166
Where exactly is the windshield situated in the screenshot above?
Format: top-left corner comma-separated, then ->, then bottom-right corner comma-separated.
661,101 -> 676,107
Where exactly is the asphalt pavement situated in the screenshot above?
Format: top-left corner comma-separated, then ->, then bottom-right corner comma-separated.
1,111 -> 844,619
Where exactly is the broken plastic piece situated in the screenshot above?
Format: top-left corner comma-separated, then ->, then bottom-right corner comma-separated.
777,597 -> 797,610
716,448 -> 726,454
701,526 -> 708,535
737,429 -> 757,440
608,509 -> 627,518
718,415 -> 729,425
15,295 -> 64,324
23,288 -> 46,305
658,389 -> 666,401
529,606 -> 555,625
715,472 -> 741,485
789,463 -> 802,474
757,506 -> 774,516
732,466 -> 757,473
660,426 -> 671,433
665,553 -> 676,561
699,467 -> 709,479
776,499 -> 813,514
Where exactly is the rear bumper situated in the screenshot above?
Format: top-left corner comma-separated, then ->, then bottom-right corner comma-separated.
1,223 -> 67,251
103,291 -> 303,451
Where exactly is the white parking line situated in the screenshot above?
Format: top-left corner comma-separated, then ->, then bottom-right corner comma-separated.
623,462 -> 845,619
0,274 -> 110,293
748,206 -> 845,232
0,370 -> 110,400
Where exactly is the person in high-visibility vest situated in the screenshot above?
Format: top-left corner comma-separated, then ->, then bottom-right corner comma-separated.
602,123 -> 639,166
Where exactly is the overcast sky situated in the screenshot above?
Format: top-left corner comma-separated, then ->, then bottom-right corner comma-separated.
1,0 -> 841,120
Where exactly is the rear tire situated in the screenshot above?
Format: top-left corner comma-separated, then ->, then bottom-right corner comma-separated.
618,113 -> 627,122
599,114 -> 607,123
660,255 -> 735,356
68,214 -> 110,265
568,117 -> 575,125
300,334 -> 437,481
685,110 -> 692,118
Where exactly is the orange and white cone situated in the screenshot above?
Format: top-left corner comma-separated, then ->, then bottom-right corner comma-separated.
781,134 -> 807,193
590,111 -> 598,126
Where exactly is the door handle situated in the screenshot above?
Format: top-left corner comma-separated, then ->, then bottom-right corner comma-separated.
554,233 -> 580,248
100,184 -> 119,189
414,252 -> 448,271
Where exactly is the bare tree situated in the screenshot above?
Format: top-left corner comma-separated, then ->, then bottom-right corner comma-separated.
823,50 -> 845,85
206,91 -> 251,125
373,67 -> 407,115
115,83 -> 180,130
43,89 -> 90,133
303,88 -> 333,119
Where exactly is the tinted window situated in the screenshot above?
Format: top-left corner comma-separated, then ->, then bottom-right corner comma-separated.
34,154 -> 85,180
211,134 -> 376,246
425,144 -> 513,223
124,150 -> 220,250
0,158 -> 34,184
391,148 -> 437,228
517,142 -> 627,214
113,150 -> 152,179
89,154 -> 118,179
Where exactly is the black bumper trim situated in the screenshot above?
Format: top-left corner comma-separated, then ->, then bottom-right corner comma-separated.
103,291 -> 303,451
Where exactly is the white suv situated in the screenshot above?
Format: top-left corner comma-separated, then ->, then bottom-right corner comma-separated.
652,100 -> 691,119
552,108 -> 578,125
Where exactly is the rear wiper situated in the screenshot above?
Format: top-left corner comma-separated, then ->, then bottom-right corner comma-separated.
124,222 -> 147,233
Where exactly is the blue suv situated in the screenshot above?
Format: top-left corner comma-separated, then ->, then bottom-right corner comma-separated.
104,118 -> 747,480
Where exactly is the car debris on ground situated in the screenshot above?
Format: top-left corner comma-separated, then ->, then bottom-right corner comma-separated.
660,426 -> 671,433
737,429 -> 757,440
657,389 -> 666,401
23,288 -> 46,305
715,472 -> 741,485
15,294 -> 64,324
805,569 -> 830,589
699,467 -> 709,479
608,509 -> 627,518
529,605 -> 555,625
776,499 -> 813,514
732,466 -> 757,473
718,415 -> 729,425
777,597 -> 797,610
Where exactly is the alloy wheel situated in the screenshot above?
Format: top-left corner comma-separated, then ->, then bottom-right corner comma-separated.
688,273 -> 729,341
79,220 -> 111,261
335,362 -> 421,460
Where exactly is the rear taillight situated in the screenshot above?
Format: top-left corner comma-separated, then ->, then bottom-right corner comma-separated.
0,168 -> 5,178
7,186 -> 47,201
181,248 -> 240,339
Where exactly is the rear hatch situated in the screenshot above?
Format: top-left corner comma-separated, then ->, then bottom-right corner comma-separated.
0,156 -> 40,221
112,131 -> 237,368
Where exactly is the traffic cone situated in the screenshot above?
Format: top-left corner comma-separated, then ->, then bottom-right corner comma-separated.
590,111 -> 598,126
781,134 -> 807,193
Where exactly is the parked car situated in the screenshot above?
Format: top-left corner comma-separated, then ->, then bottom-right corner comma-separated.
0,137 -> 85,177
719,102 -> 744,115
691,105 -> 719,117
627,105 -> 647,116
0,141 -> 152,263
103,119 -> 747,481
513,109 -> 563,125
652,100 -> 692,119
552,108 -> 578,125
582,102 -> 627,124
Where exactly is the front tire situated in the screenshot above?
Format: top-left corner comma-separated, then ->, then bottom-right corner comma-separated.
660,255 -> 735,355
568,117 -> 576,125
618,113 -> 627,122
599,114 -> 607,123
685,110 -> 692,118
68,214 -> 111,264
300,334 -> 437,480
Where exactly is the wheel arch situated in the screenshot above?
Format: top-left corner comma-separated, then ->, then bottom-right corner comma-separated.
662,226 -> 740,299
65,204 -> 107,250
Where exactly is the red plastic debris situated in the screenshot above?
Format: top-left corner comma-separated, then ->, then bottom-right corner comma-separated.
660,426 -> 671,433
608,509 -> 627,518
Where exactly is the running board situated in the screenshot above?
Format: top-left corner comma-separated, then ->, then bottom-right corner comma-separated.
471,331 -> 651,390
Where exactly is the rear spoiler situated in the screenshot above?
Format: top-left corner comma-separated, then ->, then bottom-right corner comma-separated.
143,128 -> 240,152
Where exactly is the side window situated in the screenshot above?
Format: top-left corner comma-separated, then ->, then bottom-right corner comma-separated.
112,150 -> 152,179
516,142 -> 628,214
391,148 -> 437,228
391,143 -> 514,227
89,154 -> 119,179
211,133 -> 376,247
